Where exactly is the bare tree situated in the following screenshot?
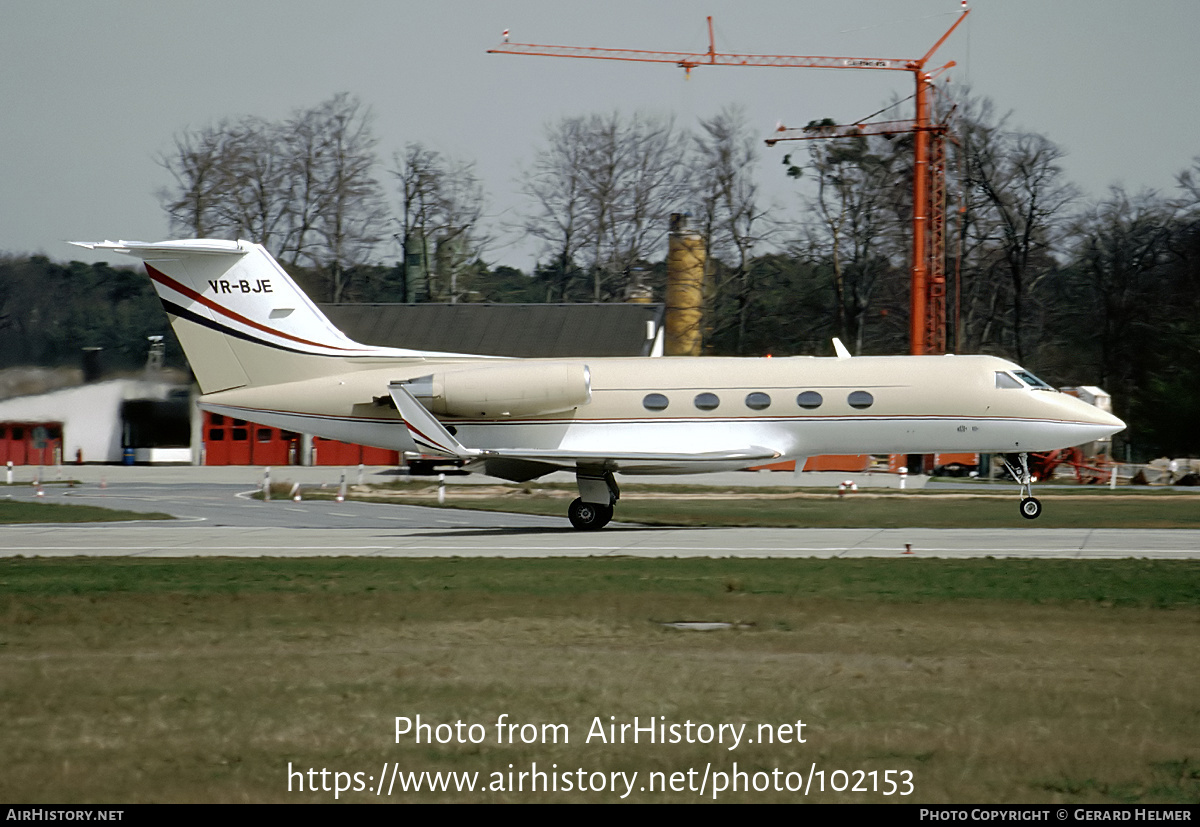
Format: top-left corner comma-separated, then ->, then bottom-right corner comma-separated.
961,103 -> 1078,362
1069,188 -> 1174,390
158,94 -> 388,302
158,123 -> 231,239
1176,156 -> 1200,206
690,105 -> 769,354
307,94 -> 389,302
788,126 -> 905,355
213,117 -> 293,255
276,104 -> 327,268
1173,156 -> 1200,275
393,143 -> 487,302
519,116 -> 592,301
590,112 -> 688,299
521,111 -> 688,301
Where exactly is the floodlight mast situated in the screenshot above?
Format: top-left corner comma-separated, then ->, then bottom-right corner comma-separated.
489,4 -> 971,355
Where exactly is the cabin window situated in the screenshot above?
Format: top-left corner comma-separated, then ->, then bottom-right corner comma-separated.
847,390 -> 874,409
643,393 -> 669,411
231,428 -> 249,441
211,414 -> 225,425
208,429 -> 224,441
256,428 -> 274,443
745,392 -> 771,410
694,392 -> 720,411
796,391 -> 823,409
995,371 -> 1023,389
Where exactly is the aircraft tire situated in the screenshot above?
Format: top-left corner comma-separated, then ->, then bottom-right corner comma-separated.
1019,497 -> 1042,520
568,498 -> 613,531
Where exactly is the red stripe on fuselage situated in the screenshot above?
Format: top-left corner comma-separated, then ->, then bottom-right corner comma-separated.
403,420 -> 456,454
145,263 -> 368,353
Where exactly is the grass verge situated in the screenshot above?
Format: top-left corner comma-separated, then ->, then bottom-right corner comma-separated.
0,499 -> 172,524
1,557 -> 1197,803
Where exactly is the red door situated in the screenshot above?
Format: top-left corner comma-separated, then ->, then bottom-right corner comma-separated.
7,425 -> 28,466
203,413 -> 251,465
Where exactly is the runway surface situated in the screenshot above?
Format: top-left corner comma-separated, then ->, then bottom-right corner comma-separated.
2,478 -> 1199,559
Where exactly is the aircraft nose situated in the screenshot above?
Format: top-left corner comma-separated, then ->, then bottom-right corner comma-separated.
1094,408 -> 1126,435
1071,398 -> 1125,437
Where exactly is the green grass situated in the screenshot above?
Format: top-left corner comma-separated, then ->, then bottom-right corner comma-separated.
1,556 -> 1198,608
0,499 -> 172,524
1,557 -> 1198,803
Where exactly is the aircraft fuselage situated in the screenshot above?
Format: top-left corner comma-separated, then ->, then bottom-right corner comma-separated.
201,352 -> 1122,476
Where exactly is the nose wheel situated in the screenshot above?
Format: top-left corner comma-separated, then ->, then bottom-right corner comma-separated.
1002,453 -> 1042,520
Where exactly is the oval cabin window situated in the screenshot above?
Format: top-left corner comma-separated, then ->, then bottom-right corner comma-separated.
643,393 -> 669,411
796,391 -> 823,409
745,392 -> 771,410
847,390 -> 874,409
694,392 -> 720,411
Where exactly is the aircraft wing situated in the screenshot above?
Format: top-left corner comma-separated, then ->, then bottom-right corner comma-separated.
387,381 -> 780,478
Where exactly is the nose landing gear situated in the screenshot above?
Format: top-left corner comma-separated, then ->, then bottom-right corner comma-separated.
1001,453 -> 1042,520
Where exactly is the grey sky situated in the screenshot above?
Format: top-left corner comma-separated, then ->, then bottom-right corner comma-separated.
3,0 -> 1198,270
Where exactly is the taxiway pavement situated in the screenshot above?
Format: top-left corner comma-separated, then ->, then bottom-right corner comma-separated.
1,472 -> 1198,559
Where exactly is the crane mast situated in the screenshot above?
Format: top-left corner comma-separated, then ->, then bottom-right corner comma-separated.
489,5 -> 970,355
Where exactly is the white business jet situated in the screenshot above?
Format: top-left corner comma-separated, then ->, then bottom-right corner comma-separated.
72,239 -> 1125,530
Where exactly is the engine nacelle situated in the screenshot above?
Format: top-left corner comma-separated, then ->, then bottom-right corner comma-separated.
405,362 -> 591,418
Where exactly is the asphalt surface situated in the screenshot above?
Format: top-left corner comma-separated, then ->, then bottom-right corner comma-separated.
2,468 -> 1199,559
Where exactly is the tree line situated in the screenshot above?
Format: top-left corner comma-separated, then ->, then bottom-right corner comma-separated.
2,91 -> 1198,457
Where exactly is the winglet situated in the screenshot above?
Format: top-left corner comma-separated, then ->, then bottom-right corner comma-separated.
388,382 -> 479,459
832,338 -> 852,359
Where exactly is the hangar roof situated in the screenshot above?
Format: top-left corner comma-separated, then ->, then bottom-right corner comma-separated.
319,303 -> 665,358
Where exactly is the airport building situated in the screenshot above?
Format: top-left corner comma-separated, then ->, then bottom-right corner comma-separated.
0,377 -> 192,466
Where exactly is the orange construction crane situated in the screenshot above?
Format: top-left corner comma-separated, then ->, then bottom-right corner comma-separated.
489,4 -> 970,355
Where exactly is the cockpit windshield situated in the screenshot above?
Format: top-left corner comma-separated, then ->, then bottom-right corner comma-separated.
996,369 -> 1056,391
1012,369 -> 1055,390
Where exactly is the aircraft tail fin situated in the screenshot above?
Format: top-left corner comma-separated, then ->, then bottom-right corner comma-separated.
70,239 -> 452,393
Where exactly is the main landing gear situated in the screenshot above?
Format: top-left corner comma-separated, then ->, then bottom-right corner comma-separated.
569,470 -> 620,531
568,499 -> 614,530
1001,452 -> 1042,520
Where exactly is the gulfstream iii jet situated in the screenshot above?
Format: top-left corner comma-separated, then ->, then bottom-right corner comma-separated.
72,239 -> 1125,530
